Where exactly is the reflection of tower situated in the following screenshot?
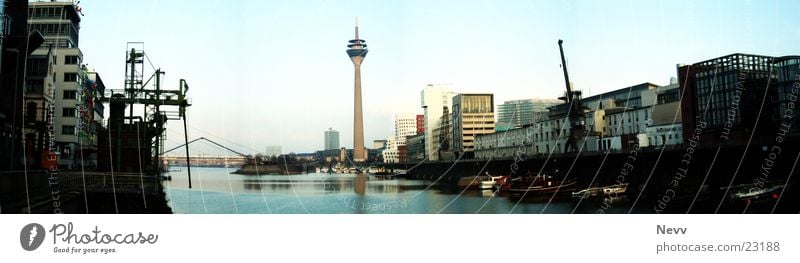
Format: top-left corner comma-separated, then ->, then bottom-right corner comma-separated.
347,17 -> 368,162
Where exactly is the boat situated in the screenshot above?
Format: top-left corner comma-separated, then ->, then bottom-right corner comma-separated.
507,174 -> 577,197
725,182 -> 786,204
457,174 -> 498,190
572,183 -> 629,198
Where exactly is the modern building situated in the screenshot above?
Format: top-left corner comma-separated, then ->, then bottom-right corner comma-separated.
415,114 -> 424,135
420,83 -> 457,161
382,135 -> 398,163
677,54 -> 797,147
451,94 -> 495,158
406,134 -> 425,162
496,99 -> 560,131
27,1 -> 98,169
324,128 -> 340,150
773,56 -> 800,133
346,19 -> 368,162
394,113 -> 417,145
382,113 -> 419,163
645,81 -> 683,148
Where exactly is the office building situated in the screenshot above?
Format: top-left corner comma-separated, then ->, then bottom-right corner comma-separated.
678,54 -> 795,147
451,94 -> 495,158
324,128 -> 339,150
415,114 -> 424,134
496,99 -> 560,131
27,1 -> 99,169
394,113 -> 417,145
420,83 -> 456,161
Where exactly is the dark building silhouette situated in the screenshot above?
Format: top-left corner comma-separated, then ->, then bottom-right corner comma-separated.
1,0 -> 44,172
678,54 -> 800,147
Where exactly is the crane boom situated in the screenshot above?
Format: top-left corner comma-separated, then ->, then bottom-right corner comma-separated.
556,39 -> 586,153
558,39 -> 572,104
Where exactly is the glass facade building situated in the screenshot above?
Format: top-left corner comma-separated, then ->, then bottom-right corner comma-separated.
679,53 -> 800,146
496,99 -> 560,132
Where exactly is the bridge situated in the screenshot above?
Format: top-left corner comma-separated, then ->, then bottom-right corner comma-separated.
161,136 -> 254,169
162,156 -> 248,167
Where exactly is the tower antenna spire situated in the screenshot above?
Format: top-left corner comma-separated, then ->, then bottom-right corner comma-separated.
355,16 -> 360,39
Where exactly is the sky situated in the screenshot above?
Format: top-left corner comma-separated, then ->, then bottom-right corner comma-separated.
75,0 -> 800,155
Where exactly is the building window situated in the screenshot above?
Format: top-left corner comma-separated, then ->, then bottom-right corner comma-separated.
62,107 -> 76,117
62,125 -> 76,135
63,90 -> 77,100
64,73 -> 78,82
65,55 -> 80,65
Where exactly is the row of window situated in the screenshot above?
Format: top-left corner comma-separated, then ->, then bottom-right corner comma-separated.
28,7 -> 68,19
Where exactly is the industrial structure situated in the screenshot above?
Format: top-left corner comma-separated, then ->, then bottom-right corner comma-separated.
97,43 -> 192,186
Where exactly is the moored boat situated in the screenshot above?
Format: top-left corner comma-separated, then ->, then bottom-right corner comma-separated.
572,183 -> 629,198
507,174 -> 577,197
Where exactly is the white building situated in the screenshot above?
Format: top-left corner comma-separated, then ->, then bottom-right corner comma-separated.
382,135 -> 399,163
394,113 -> 417,145
420,84 -> 456,161
476,81 -> 683,159
28,2 -> 100,169
382,113 -> 418,163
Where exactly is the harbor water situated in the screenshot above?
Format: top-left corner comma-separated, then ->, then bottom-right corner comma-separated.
164,167 -> 639,214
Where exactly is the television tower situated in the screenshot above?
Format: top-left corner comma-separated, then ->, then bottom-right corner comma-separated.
347,17 -> 368,162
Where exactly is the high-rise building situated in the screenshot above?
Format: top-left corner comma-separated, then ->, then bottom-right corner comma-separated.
496,99 -> 560,131
415,114 -> 424,135
452,94 -> 495,158
346,18 -> 368,162
324,128 -> 340,150
27,1 -> 99,169
421,83 -> 457,161
394,113 -> 417,145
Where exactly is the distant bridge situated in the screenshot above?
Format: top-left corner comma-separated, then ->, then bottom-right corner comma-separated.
161,136 -> 254,168
162,156 -> 248,167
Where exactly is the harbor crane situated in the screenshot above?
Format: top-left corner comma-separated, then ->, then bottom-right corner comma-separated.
557,39 -> 587,152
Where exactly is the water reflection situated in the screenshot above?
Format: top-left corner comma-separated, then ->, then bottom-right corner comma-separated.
163,167 -> 638,214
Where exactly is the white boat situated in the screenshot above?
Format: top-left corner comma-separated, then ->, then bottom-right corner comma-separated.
572,183 -> 629,198
457,173 -> 504,190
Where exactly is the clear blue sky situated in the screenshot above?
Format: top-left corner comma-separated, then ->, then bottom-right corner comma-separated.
76,0 -> 800,155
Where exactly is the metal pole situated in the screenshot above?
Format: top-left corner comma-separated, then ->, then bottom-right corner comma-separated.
183,113 -> 192,189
